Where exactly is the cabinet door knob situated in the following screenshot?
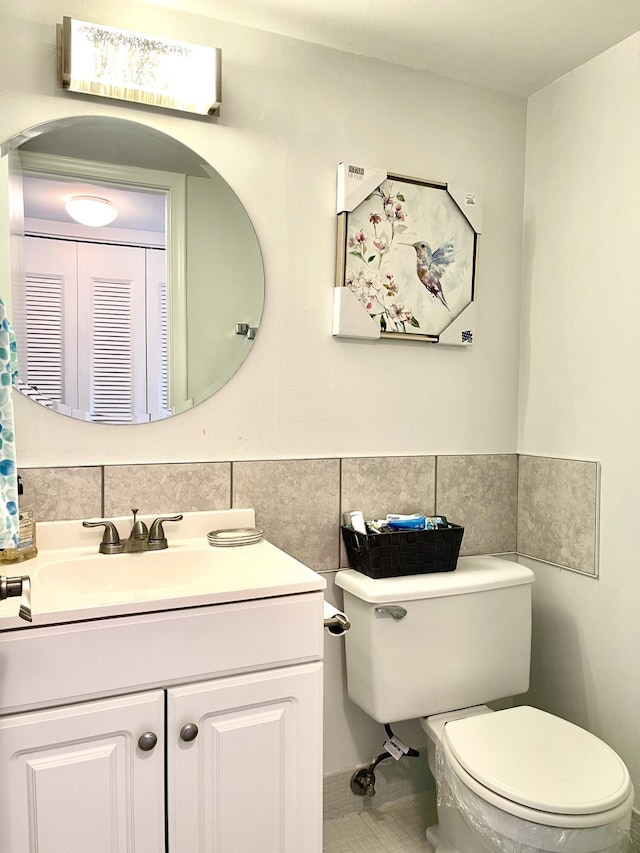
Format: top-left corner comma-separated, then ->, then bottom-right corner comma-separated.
179,723 -> 199,742
138,731 -> 158,751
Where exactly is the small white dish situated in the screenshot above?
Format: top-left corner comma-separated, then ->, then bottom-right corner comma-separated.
208,527 -> 263,547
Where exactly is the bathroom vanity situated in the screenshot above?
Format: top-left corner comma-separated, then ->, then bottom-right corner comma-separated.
0,510 -> 326,852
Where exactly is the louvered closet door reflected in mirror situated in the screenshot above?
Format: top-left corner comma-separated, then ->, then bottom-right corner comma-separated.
23,237 -> 169,423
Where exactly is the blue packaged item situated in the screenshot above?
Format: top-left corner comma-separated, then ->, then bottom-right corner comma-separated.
386,514 -> 426,530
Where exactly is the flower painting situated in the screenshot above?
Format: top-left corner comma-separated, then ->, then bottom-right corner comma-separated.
337,175 -> 477,340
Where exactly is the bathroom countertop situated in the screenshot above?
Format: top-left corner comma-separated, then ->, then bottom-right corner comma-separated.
0,509 -> 326,630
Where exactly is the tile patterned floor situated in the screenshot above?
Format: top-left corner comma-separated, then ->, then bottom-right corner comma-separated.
323,793 -> 436,853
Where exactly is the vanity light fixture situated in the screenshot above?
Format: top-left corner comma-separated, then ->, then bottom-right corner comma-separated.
57,16 -> 222,116
65,196 -> 118,227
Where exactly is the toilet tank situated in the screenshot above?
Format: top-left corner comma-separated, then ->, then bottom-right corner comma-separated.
335,556 -> 534,724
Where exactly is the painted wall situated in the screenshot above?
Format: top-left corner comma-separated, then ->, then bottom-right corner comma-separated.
520,34 -> 640,801
0,0 -> 529,779
0,0 -> 525,468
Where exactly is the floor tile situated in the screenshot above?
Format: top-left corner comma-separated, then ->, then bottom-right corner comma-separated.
323,793 -> 435,852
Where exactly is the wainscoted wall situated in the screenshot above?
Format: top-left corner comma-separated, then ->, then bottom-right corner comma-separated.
19,453 -> 599,575
517,456 -> 600,576
17,451 -> 606,804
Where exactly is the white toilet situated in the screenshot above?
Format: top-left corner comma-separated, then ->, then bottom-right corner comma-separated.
335,556 -> 634,853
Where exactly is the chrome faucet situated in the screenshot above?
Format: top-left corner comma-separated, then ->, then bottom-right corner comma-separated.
83,510 -> 183,554
123,508 -> 149,553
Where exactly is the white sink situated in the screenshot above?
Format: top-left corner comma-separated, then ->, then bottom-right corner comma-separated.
39,547 -> 221,595
0,509 -> 325,628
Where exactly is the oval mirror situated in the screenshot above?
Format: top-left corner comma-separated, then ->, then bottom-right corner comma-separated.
2,116 -> 264,423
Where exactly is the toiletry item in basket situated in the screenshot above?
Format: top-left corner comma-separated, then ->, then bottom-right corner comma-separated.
385,514 -> 451,531
386,514 -> 427,530
366,519 -> 388,533
345,510 -> 367,534
425,516 -> 449,529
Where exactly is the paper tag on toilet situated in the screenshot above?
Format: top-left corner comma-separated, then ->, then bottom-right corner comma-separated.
383,735 -> 410,761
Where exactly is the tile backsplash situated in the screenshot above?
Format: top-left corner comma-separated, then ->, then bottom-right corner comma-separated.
18,453 -> 600,576
517,455 -> 600,576
233,458 -> 341,572
104,462 -> 231,517
339,456 -> 437,568
436,454 -> 518,556
18,467 -> 102,521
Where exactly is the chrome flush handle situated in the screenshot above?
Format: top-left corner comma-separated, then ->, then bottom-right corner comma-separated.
374,605 -> 407,621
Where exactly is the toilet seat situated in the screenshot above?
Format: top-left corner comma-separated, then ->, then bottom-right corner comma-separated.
442,706 -> 634,828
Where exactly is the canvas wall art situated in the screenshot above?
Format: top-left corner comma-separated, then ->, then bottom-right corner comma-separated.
334,166 -> 481,344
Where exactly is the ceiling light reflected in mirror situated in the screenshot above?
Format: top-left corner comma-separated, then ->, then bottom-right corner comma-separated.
64,196 -> 118,227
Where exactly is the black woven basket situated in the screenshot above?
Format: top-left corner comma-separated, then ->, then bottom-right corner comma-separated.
341,524 -> 464,579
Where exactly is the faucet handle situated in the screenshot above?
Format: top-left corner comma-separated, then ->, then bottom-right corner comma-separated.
82,519 -> 124,554
148,514 -> 184,550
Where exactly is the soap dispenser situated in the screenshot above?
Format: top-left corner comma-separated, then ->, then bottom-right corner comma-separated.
0,475 -> 38,564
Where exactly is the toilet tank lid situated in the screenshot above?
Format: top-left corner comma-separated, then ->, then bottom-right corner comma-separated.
444,706 -> 633,815
335,556 -> 533,603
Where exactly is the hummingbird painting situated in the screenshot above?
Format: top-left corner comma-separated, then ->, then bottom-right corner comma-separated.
411,241 -> 456,311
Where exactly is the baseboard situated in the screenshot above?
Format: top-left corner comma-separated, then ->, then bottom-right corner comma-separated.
323,755 -> 433,821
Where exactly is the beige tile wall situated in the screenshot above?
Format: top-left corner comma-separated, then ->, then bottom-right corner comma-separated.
103,462 -> 231,517
17,453 -> 600,576
340,456 -> 437,568
436,454 -> 518,556
232,459 -> 341,572
517,455 -> 600,576
18,467 -> 102,521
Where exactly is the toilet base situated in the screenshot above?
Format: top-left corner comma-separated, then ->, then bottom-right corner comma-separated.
426,823 -> 457,853
426,802 -> 632,853
430,805 -> 480,853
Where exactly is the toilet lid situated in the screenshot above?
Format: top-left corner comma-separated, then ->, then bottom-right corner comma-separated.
443,706 -> 632,815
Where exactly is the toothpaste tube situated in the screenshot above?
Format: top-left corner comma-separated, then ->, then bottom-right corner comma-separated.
386,514 -> 427,530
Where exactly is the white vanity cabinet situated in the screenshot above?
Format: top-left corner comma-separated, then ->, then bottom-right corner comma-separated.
0,690 -> 166,851
0,588 -> 325,853
167,663 -> 322,851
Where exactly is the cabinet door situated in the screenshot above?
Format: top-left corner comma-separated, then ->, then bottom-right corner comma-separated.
0,690 -> 165,853
167,662 -> 323,853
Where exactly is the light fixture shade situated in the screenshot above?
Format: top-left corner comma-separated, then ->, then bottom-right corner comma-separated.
58,17 -> 222,116
65,196 -> 118,227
